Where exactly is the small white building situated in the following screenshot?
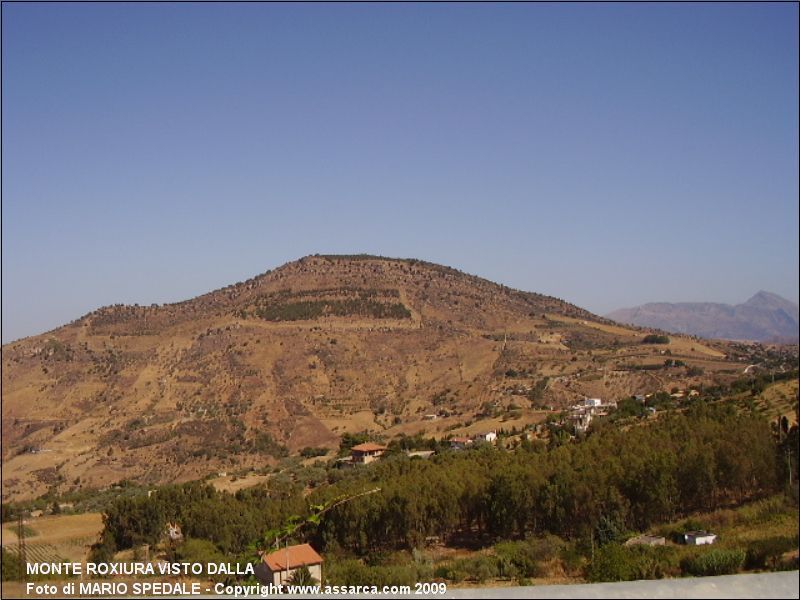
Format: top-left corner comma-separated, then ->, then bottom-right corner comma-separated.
684,531 -> 717,545
585,398 -> 602,408
473,431 -> 497,444
571,411 -> 593,433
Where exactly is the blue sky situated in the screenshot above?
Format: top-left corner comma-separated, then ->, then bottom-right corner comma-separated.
3,3 -> 798,342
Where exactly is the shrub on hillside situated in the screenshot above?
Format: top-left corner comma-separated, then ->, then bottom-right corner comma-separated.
745,536 -> 799,570
325,559 -> 420,587
494,536 -> 565,579
2,548 -> 23,581
681,549 -> 745,576
300,447 -> 329,458
587,544 -> 678,582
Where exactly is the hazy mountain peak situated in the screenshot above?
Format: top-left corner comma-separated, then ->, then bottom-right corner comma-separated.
607,291 -> 798,343
744,291 -> 799,316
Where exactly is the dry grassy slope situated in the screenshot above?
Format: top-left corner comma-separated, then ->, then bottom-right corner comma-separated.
2,255 -> 736,501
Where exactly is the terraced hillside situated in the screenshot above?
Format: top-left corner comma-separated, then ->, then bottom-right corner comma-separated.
1,255 -> 762,501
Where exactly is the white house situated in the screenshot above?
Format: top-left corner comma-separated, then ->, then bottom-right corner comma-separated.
256,543 -> 324,586
350,443 -> 387,465
585,398 -> 602,408
473,431 -> 497,444
571,411 -> 593,433
684,531 -> 717,545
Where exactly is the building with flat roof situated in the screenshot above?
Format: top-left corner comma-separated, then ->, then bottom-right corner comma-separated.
350,442 -> 387,464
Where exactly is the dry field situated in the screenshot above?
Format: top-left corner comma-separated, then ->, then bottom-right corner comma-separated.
2,512 -> 103,565
756,379 -> 799,423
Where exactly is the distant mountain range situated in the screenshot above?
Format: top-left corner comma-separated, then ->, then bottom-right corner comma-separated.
607,291 -> 799,343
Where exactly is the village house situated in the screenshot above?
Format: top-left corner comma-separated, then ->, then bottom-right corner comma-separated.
450,436 -> 473,450
255,543 -> 324,586
350,442 -> 387,465
571,410 -> 593,433
473,431 -> 497,444
568,397 -> 618,433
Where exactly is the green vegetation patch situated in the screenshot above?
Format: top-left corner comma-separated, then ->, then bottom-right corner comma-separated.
256,299 -> 411,321
248,288 -> 411,321
680,548 -> 746,576
587,544 -> 680,582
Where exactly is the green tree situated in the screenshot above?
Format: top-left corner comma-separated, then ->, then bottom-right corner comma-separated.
287,565 -> 318,585
1,548 -> 23,581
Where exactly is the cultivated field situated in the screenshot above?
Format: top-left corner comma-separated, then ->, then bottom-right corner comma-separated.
2,512 -> 103,562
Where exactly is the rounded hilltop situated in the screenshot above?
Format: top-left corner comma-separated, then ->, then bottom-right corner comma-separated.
2,252 -> 750,502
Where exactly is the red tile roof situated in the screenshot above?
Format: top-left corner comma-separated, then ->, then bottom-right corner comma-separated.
263,543 -> 323,571
351,443 -> 387,452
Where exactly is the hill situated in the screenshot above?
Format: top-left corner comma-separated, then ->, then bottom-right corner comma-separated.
607,292 -> 799,343
1,255 -> 752,501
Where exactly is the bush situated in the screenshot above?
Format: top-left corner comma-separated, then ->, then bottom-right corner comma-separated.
681,549 -> 745,576
300,447 -> 329,458
1,503 -> 17,523
288,565 -> 318,585
174,538 -> 229,577
587,544 -> 638,582
470,556 -> 498,583
444,555 -> 498,583
560,545 -> 584,576
252,433 -> 288,458
495,541 -> 538,578
745,536 -> 799,570
628,546 -> 680,580
88,531 -> 117,564
325,559 -> 365,586
587,544 -> 678,582
326,559 -> 421,587
642,335 -> 670,344
494,536 -> 564,579
2,548 -> 23,581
